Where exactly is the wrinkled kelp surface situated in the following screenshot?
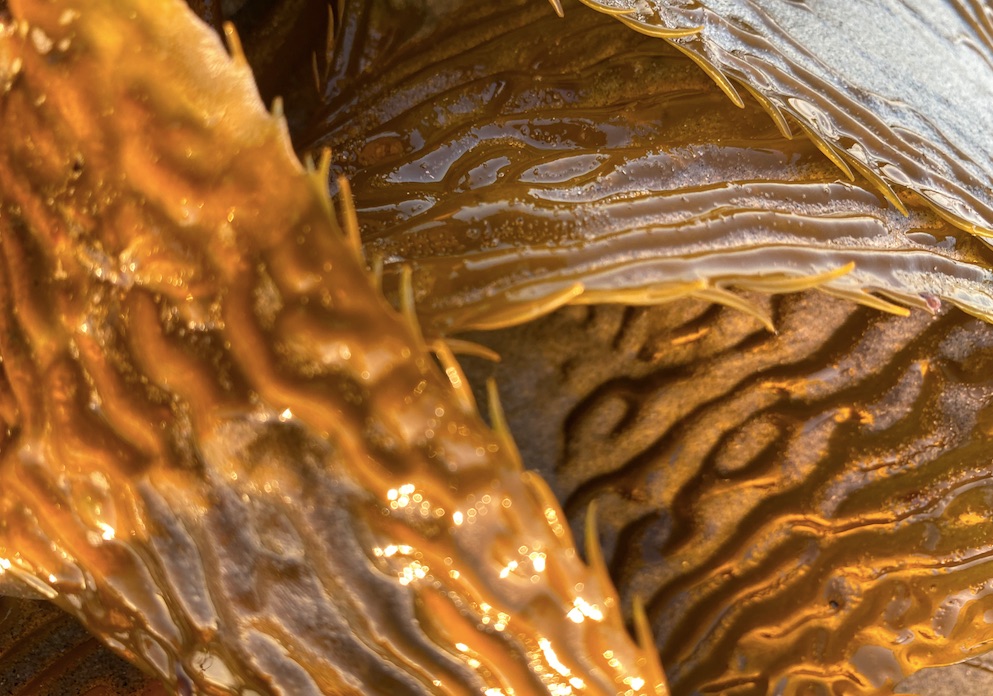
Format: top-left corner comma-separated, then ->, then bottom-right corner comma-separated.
0,0 -> 664,693
579,0 -> 993,237
466,293 -> 993,694
3,0 -> 993,694
306,0 -> 993,335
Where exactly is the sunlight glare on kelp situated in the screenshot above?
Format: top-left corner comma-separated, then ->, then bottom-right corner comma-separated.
1,0 -> 993,694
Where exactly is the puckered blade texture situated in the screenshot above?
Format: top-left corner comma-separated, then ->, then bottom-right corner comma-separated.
577,0 -> 993,237
307,0 -> 993,335
0,1 -> 666,694
467,293 -> 993,695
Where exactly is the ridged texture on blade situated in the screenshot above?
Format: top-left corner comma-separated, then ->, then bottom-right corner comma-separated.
0,597 -> 160,695
578,0 -> 993,236
465,292 -> 993,695
0,1 -> 665,693
306,0 -> 993,335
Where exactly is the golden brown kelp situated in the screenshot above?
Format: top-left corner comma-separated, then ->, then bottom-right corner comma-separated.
4,0 -> 993,695
468,293 -> 993,695
0,0 -> 665,693
306,0 -> 993,335
576,0 -> 993,236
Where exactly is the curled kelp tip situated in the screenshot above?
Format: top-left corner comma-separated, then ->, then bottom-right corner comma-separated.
0,0 -> 671,692
573,0 -> 993,237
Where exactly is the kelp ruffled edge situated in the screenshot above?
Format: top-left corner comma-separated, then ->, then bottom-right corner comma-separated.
575,0 -> 993,238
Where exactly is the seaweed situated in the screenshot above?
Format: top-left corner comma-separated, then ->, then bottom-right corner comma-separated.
2,0 -> 993,694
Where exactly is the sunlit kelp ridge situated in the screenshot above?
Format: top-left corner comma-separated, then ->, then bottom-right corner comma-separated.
306,0 -> 993,335
2,0 -> 993,694
0,0 -> 665,693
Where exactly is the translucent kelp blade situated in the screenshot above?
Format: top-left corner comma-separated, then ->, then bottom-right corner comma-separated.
307,0 -> 993,337
0,1 -> 665,694
467,293 -> 993,695
577,0 -> 993,237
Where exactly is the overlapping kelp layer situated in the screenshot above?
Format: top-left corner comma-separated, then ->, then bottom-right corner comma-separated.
1,0 -> 993,694
577,0 -> 993,236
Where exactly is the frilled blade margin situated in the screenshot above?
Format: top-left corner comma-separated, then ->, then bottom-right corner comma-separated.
308,0 -> 993,336
576,0 -> 993,237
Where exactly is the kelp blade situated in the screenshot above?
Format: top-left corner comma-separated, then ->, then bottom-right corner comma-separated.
0,1 -> 665,694
467,292 -> 993,695
307,0 -> 993,336
577,0 -> 993,237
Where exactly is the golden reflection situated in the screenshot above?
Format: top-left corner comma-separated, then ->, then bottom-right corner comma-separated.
1,0 -> 993,694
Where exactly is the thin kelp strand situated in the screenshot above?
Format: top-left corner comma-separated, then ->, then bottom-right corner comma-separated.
437,338 -> 501,363
738,81 -> 792,139
793,120 -> 856,182
430,339 -> 478,415
583,501 -> 620,617
633,596 -> 669,696
728,262 -> 855,294
335,174 -> 366,267
399,263 -> 428,351
689,287 -> 774,332
222,21 -> 247,65
486,378 -> 522,473
818,286 -> 914,317
661,35 -> 745,107
270,95 -> 284,121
